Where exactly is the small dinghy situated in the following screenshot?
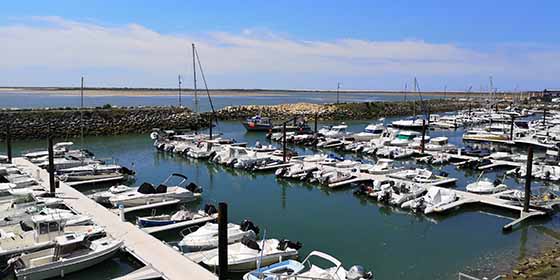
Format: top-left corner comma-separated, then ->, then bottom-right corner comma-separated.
137,204 -> 218,228
196,238 -> 301,272
401,187 -> 458,214
243,250 -> 373,280
9,234 -> 123,280
179,220 -> 260,251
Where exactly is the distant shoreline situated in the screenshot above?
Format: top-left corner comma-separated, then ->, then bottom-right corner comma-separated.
0,86 -> 526,97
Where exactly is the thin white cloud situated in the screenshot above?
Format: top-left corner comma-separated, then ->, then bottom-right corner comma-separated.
0,16 -> 558,90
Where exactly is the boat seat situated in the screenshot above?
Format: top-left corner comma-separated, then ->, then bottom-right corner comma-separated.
155,184 -> 167,193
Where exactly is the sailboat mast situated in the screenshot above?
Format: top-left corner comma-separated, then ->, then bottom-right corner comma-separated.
192,43 -> 198,113
80,76 -> 84,150
178,75 -> 182,107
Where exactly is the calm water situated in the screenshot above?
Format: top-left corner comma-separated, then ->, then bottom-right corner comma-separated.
3,118 -> 560,280
0,91 -> 441,110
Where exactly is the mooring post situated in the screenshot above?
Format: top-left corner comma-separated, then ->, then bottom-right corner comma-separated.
421,119 -> 426,154
314,113 -> 318,134
524,145 -> 533,212
283,123 -> 287,163
6,123 -> 12,163
48,135 -> 56,195
218,202 -> 228,280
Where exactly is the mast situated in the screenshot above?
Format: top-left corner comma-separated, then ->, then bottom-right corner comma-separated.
336,82 -> 341,104
192,43 -> 198,113
178,75 -> 182,107
80,76 -> 84,149
404,82 -> 408,102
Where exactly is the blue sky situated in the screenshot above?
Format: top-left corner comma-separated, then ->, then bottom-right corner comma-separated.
0,1 -> 558,90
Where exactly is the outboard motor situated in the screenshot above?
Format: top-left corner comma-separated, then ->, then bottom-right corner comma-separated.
275,168 -> 286,177
240,219 -> 260,235
277,239 -> 303,251
346,265 -> 373,280
241,236 -> 261,251
204,204 -> 218,215
120,166 -> 136,176
185,182 -> 202,193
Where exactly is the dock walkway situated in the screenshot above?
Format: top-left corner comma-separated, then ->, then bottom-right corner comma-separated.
14,157 -> 216,280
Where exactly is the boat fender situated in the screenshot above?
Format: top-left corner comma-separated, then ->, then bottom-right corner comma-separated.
241,236 -> 260,251
277,239 -> 302,251
204,204 -> 217,215
346,265 -> 373,280
240,220 -> 260,235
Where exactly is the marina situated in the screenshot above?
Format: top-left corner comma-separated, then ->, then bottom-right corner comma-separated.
2,1 -> 560,279
2,102 -> 559,279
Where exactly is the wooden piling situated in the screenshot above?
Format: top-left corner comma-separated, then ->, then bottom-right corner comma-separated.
421,119 -> 426,154
524,145 -> 533,212
48,135 -> 56,195
6,123 -> 12,163
218,202 -> 228,280
283,123 -> 287,163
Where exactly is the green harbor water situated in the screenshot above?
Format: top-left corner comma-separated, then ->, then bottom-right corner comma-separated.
4,119 -> 560,280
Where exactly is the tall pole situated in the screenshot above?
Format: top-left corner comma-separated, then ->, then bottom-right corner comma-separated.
6,124 -> 12,163
336,82 -> 341,104
523,145 -> 533,212
444,85 -> 447,99
510,115 -> 515,141
178,74 -> 182,107
314,113 -> 318,134
421,119 -> 426,154
283,123 -> 287,163
218,202 -> 228,280
48,135 -> 56,195
192,44 -> 198,113
80,76 -> 84,149
404,82 -> 408,102
209,115 -> 213,140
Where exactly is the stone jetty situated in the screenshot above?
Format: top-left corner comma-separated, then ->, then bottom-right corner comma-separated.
0,99 -> 482,140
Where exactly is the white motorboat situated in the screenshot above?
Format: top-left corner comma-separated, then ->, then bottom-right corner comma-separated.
195,238 -> 301,272
392,118 -> 426,130
0,155 -> 7,164
89,185 -> 133,205
0,215 -> 104,259
424,137 -> 456,152
9,234 -> 123,280
389,131 -> 421,146
245,251 -> 373,280
56,163 -> 134,182
109,173 -> 202,208
352,124 -> 385,142
316,138 -> 345,149
137,204 -> 217,228
363,159 -> 401,175
388,182 -> 427,206
179,220 -> 259,251
318,125 -> 349,138
466,178 -> 508,194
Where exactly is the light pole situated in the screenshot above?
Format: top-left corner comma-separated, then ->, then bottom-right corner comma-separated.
178,74 -> 182,107
336,82 -> 342,104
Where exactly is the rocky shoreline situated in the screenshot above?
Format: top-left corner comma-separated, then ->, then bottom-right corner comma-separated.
0,99 -> 481,140
507,244 -> 560,279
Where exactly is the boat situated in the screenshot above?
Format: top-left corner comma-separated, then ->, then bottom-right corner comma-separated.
319,125 -> 349,139
0,215 -> 104,260
466,177 -> 508,194
389,131 -> 421,146
243,116 -> 273,132
9,234 -> 123,280
243,250 -> 373,280
363,159 -> 401,175
391,118 -> 426,130
178,220 -> 259,251
401,187 -> 458,214
137,204 -> 218,228
56,164 -> 134,182
89,185 -> 133,205
352,124 -> 385,142
424,137 -> 456,152
463,125 -> 512,143
109,173 -> 202,208
194,238 -> 301,272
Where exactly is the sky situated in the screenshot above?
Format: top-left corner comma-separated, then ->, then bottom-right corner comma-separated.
0,1 -> 559,91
